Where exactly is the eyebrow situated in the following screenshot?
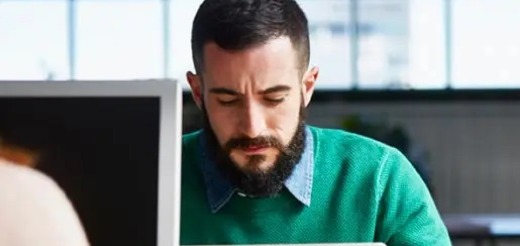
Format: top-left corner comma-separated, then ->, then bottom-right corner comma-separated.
259,85 -> 291,95
208,85 -> 291,96
209,88 -> 240,96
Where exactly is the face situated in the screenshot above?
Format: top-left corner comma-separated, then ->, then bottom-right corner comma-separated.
188,36 -> 318,195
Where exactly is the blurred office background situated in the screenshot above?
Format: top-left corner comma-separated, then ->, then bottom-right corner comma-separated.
1,0 -> 520,244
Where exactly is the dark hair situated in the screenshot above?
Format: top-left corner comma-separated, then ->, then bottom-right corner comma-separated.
191,0 -> 310,75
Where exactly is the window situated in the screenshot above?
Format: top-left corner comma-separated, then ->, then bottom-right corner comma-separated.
168,0 -> 202,89
169,0 -> 355,89
407,0 -> 447,89
452,0 -> 520,88
75,0 -> 163,80
357,0 -> 447,89
74,0 -> 520,89
0,1 -> 69,80
299,0 -> 353,89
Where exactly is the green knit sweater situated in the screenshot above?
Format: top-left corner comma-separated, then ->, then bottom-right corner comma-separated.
180,126 -> 451,245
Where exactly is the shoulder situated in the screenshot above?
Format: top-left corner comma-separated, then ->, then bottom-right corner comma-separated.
182,130 -> 202,149
0,160 -> 61,195
309,125 -> 398,165
181,130 -> 204,181
308,125 -> 412,190
181,130 -> 203,164
0,161 -> 71,215
0,160 -> 89,246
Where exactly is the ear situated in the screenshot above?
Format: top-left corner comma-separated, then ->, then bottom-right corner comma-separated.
301,66 -> 318,107
186,71 -> 203,109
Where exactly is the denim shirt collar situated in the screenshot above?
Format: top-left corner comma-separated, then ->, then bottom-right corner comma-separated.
198,126 -> 314,213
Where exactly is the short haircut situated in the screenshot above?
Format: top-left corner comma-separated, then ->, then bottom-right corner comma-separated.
191,0 -> 310,75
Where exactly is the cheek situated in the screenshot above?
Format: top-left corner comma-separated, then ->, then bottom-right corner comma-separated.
206,107 -> 236,144
267,103 -> 301,143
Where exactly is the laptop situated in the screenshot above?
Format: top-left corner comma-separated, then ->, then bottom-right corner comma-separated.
0,80 -> 182,246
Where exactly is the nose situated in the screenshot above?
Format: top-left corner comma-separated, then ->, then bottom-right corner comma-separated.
239,100 -> 267,138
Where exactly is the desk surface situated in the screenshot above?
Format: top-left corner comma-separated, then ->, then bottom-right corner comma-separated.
443,214 -> 520,239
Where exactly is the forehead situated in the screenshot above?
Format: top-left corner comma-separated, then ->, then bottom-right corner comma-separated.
202,37 -> 301,89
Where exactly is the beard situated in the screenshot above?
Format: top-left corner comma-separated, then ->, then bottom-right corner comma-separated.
202,101 -> 307,197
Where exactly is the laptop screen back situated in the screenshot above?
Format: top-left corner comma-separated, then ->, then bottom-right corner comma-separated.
0,81 -> 182,246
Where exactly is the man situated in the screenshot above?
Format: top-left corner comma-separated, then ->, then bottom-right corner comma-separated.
181,0 -> 451,245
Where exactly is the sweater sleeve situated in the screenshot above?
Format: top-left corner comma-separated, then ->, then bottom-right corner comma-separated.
374,148 -> 451,246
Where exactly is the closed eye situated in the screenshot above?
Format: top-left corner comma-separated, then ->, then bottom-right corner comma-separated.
264,92 -> 288,104
264,97 -> 285,105
265,97 -> 284,103
217,98 -> 239,106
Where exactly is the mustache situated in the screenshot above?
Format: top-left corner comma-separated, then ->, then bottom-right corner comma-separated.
224,136 -> 283,152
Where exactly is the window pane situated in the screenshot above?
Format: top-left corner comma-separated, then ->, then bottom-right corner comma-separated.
0,1 -> 69,80
358,0 -> 447,89
452,0 -> 520,88
76,0 -> 163,80
299,0 -> 353,89
169,0 -> 202,90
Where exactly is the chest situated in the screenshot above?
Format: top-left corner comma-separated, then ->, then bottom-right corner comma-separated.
180,194 -> 377,245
